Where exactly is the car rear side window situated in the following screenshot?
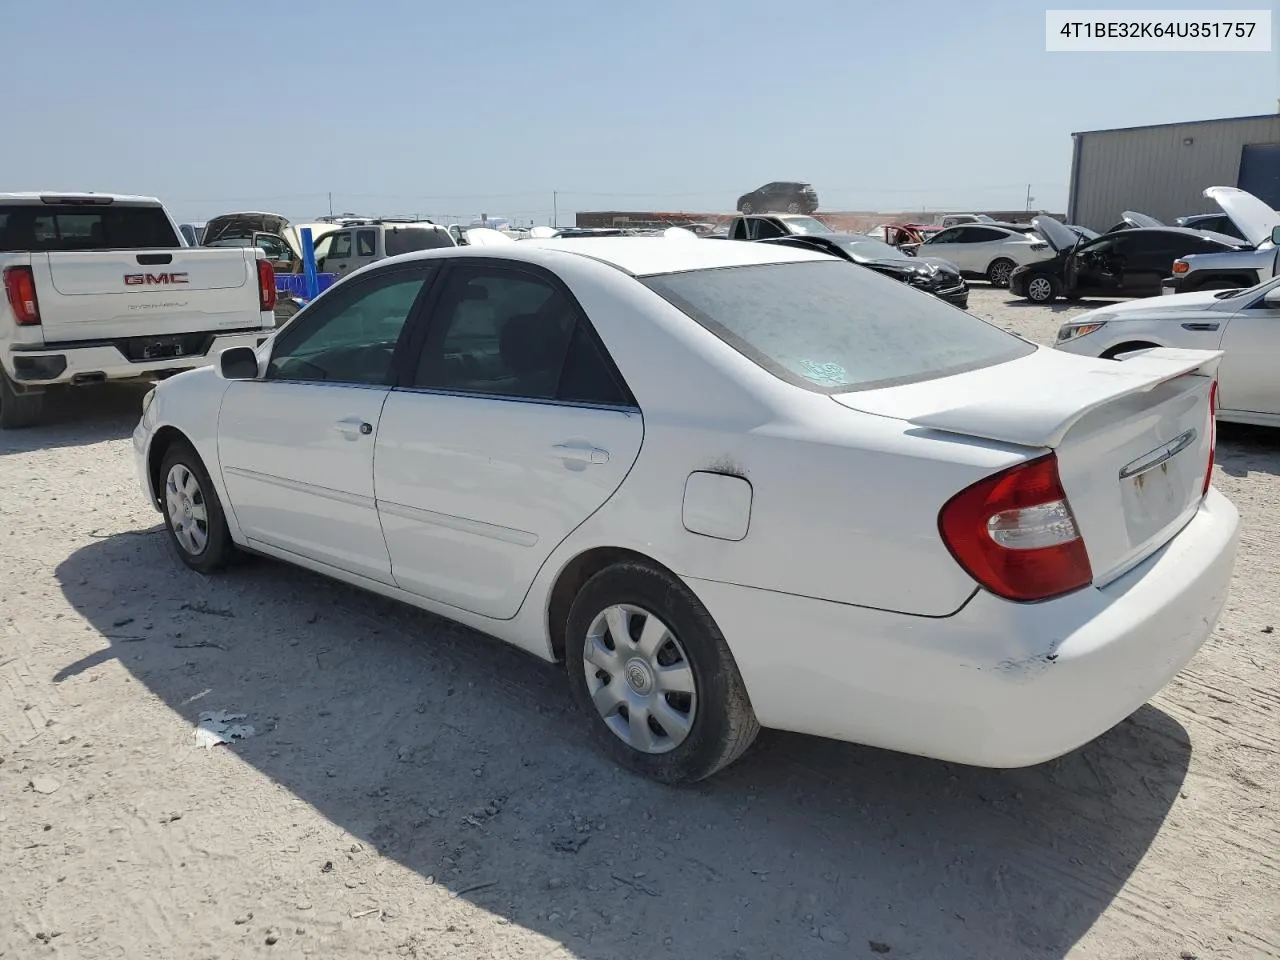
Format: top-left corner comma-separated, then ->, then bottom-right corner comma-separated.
0,204 -> 180,251
643,260 -> 1033,393
385,227 -> 454,256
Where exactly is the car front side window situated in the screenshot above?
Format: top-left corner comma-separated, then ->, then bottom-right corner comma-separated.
265,266 -> 436,386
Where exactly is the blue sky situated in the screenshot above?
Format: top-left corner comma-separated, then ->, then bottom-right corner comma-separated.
4,0 -> 1277,225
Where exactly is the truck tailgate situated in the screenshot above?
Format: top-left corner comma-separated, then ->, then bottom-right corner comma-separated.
33,248 -> 262,342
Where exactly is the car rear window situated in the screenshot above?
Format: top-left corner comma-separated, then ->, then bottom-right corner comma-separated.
642,260 -> 1034,393
0,204 -> 180,251
384,227 -> 454,257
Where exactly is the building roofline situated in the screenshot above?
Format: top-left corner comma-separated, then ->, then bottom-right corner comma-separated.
1072,113 -> 1280,137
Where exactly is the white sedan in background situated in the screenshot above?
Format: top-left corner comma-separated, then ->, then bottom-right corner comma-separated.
134,236 -> 1238,783
1056,275 -> 1280,426
914,223 -> 1054,287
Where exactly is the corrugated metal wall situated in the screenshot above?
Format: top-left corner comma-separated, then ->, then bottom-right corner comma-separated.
1070,116 -> 1280,230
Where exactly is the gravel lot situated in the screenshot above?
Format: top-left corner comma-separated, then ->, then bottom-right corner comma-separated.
2,286 -> 1278,960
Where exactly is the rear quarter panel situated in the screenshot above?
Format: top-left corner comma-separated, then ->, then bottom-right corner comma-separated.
539,257 -> 1023,617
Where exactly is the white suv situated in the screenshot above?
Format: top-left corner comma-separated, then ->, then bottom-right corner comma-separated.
916,224 -> 1054,287
315,219 -> 455,279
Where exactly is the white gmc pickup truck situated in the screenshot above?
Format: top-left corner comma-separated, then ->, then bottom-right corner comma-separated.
1,192 -> 278,428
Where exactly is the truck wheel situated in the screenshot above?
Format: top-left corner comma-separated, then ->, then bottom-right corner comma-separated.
0,367 -> 45,429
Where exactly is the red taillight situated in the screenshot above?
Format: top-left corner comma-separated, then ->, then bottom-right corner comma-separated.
939,453 -> 1093,603
1203,379 -> 1218,496
3,266 -> 40,325
257,259 -> 277,312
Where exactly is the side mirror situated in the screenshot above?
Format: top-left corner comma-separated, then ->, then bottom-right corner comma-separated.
1271,225 -> 1280,245
219,346 -> 260,380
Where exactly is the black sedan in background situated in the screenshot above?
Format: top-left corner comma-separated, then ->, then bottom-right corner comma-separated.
758,233 -> 968,308
1009,215 -> 1249,303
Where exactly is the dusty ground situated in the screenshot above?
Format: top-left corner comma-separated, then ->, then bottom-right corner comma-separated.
2,287 -> 1278,960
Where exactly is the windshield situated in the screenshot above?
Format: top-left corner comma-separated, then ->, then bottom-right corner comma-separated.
642,260 -> 1032,393
780,216 -> 834,235
1216,272 -> 1280,300
834,237 -> 905,261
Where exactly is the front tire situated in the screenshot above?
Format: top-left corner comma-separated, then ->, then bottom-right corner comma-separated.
785,202 -> 801,214
565,562 -> 760,784
1024,274 -> 1061,303
739,202 -> 754,215
159,441 -> 235,574
0,367 -> 45,429
986,258 -> 1016,288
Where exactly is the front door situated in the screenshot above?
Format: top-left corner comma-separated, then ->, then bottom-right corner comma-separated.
1071,234 -> 1128,295
1218,292 -> 1280,415
217,263 -> 438,581
918,227 -> 968,270
374,260 -> 643,619
322,229 -> 357,278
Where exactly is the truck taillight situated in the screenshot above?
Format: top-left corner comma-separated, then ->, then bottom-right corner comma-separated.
257,259 -> 277,313
3,266 -> 40,325
938,453 -> 1092,603
1203,379 -> 1218,496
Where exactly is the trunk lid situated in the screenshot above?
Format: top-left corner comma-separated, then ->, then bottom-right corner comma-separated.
202,211 -> 290,246
35,248 -> 260,341
833,346 -> 1220,586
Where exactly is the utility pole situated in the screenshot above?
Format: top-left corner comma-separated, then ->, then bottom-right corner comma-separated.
1025,184 -> 1034,211
328,192 -> 333,217
553,190 -> 558,228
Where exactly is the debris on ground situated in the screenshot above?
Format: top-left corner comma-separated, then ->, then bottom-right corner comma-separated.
193,710 -> 255,749
28,776 -> 61,795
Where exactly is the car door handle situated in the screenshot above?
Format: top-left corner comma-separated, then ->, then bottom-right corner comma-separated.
334,417 -> 373,439
553,442 -> 609,465
1181,322 -> 1220,331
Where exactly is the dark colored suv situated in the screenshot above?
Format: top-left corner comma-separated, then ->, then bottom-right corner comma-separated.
735,182 -> 819,215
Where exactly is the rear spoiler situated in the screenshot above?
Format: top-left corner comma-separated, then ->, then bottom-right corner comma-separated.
909,347 -> 1222,449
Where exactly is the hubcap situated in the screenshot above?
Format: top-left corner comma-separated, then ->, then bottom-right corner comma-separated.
582,604 -> 697,755
991,262 -> 1012,284
1028,277 -> 1052,301
165,463 -> 209,556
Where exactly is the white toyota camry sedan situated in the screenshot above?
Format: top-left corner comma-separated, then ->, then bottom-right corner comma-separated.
133,236 -> 1240,783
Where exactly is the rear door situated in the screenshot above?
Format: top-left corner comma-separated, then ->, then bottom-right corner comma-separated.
373,259 -> 643,619
321,229 -> 357,278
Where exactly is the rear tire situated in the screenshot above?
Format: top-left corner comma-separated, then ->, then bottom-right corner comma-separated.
739,202 -> 754,215
986,258 -> 1016,288
158,441 -> 236,574
785,202 -> 801,214
1024,274 -> 1061,303
0,367 -> 45,429
565,561 -> 760,784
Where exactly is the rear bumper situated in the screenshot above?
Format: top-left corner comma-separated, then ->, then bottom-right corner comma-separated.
685,488 -> 1239,767
3,330 -> 270,387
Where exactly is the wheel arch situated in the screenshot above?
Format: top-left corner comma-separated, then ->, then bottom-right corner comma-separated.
546,546 -> 682,662
146,425 -> 195,509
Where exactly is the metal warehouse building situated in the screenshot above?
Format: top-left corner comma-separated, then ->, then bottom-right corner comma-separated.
1067,113 -> 1280,231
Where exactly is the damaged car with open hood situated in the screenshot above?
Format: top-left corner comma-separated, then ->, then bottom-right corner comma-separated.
1009,209 -> 1249,304
1162,187 -> 1280,294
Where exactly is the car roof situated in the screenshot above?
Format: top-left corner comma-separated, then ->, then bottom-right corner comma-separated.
1106,225 -> 1243,244
400,236 -> 829,277
0,191 -> 162,205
